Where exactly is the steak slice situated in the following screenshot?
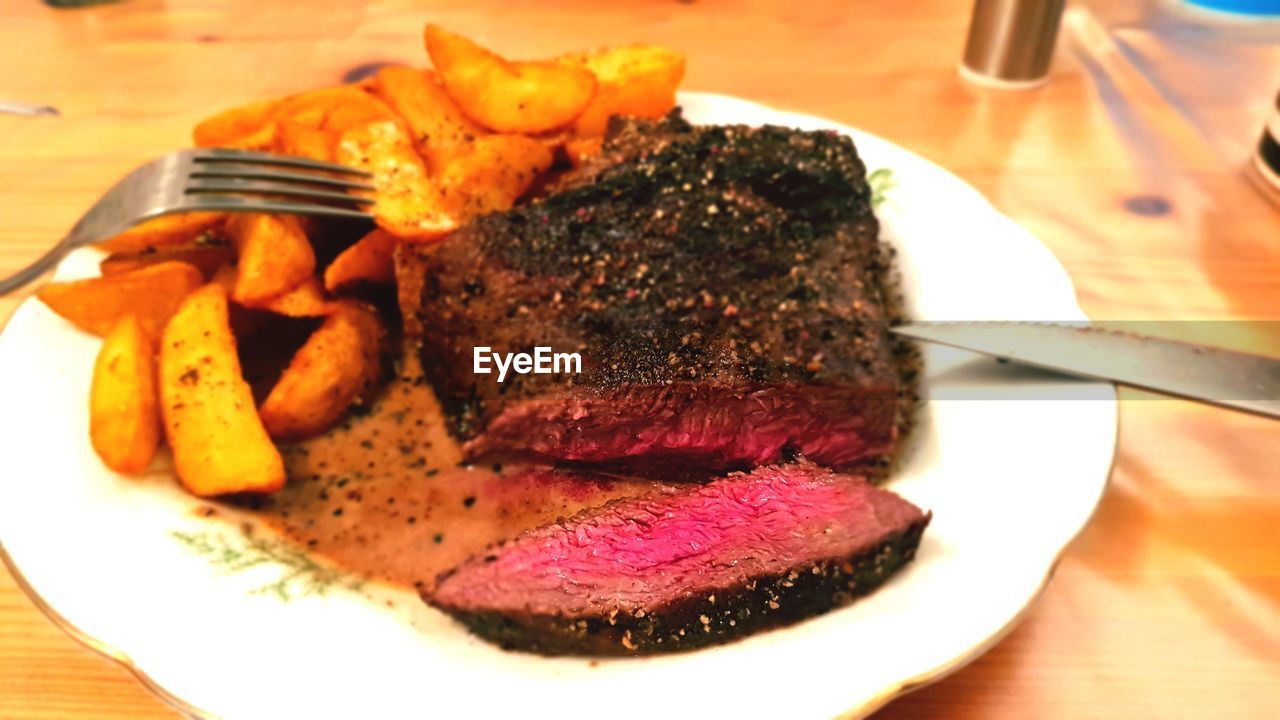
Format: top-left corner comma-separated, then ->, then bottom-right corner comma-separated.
426,463 -> 929,656
397,111 -> 919,475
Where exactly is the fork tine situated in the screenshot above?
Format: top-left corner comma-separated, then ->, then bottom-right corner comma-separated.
186,196 -> 374,220
190,166 -> 375,191
191,148 -> 372,177
185,178 -> 373,206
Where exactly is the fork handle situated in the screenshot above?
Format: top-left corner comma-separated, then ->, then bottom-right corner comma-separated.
0,239 -> 72,295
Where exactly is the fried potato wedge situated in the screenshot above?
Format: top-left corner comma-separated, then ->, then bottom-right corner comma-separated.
226,213 -> 316,304
324,229 -> 399,291
159,284 -> 285,496
271,86 -> 398,161
194,98 -> 278,150
563,136 -> 603,167
37,261 -> 204,336
370,66 -> 483,171
210,263 -> 248,325
212,265 -> 331,317
100,243 -> 235,279
562,44 -> 686,88
440,134 -> 553,216
257,276 -> 333,317
259,301 -> 387,440
90,315 -> 160,475
98,212 -> 226,254
303,86 -> 399,136
275,116 -> 336,162
425,25 -> 596,134
337,120 -> 456,240
560,45 -> 685,137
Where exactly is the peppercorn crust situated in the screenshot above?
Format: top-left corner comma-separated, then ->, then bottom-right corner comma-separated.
397,111 -> 920,476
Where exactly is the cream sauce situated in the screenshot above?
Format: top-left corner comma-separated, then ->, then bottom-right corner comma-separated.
249,356 -> 663,592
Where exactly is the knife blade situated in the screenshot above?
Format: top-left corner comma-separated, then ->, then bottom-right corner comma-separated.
0,100 -> 59,117
891,322 -> 1280,420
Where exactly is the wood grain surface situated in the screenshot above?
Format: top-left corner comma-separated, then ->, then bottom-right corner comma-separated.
2,0 -> 1278,717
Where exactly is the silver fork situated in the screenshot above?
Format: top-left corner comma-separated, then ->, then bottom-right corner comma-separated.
0,148 -> 375,295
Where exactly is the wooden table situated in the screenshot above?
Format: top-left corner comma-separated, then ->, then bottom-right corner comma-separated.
2,0 -> 1277,717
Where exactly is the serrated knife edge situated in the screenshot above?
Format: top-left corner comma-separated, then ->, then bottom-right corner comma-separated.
892,322 -> 1280,420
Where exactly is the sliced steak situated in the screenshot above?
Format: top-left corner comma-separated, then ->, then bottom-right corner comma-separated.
426,463 -> 929,656
397,112 -> 919,475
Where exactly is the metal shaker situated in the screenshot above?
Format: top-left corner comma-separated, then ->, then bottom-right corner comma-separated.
961,0 -> 1067,88
1249,93 -> 1280,201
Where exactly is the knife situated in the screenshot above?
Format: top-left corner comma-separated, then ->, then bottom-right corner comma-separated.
0,100 -> 58,117
891,322 -> 1280,420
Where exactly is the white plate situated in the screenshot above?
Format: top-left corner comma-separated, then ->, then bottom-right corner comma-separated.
0,92 -> 1116,719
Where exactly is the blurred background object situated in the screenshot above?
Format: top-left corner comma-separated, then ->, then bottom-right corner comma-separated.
962,0 -> 1067,87
1063,1 -> 1279,213
43,0 -> 122,7
1182,0 -> 1280,16
1251,93 -> 1280,200
0,100 -> 58,117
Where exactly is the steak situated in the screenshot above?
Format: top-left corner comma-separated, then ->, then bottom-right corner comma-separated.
426,462 -> 930,656
397,112 -> 919,475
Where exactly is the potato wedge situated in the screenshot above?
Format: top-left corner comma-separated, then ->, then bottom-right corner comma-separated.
572,79 -> 679,138
275,86 -> 396,132
90,315 -> 160,475
259,301 -> 387,440
425,25 -> 596,134
321,88 -> 399,136
440,134 -> 553,216
324,229 -> 399,291
194,99 -> 278,150
255,276 -> 333,317
100,243 -> 235,279
159,284 -> 284,496
37,261 -> 204,336
98,212 -> 226,254
275,117 -> 336,162
371,65 -> 550,219
336,120 -> 456,240
563,136 -> 603,167
370,66 -> 483,171
214,267 -> 268,339
560,45 -> 685,137
226,213 -> 316,304
272,87 -> 341,116
213,265 -> 331,317
562,44 -> 686,88
270,86 -> 398,161
210,263 -> 237,291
